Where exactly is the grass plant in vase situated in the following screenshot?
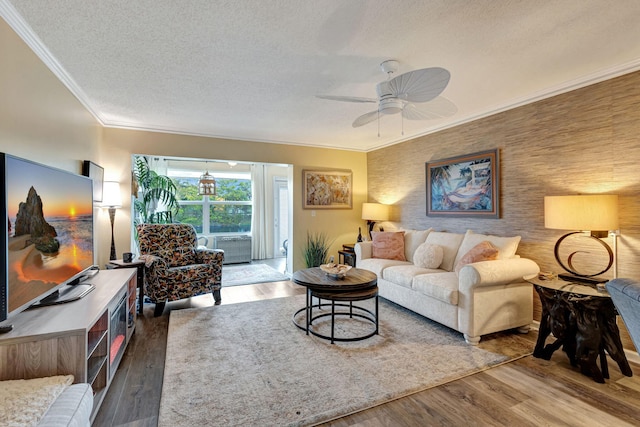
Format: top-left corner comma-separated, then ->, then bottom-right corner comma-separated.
303,231 -> 332,268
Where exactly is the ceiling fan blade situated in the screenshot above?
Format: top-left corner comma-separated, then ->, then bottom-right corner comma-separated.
316,95 -> 377,103
352,111 -> 379,127
402,97 -> 457,120
388,67 -> 450,103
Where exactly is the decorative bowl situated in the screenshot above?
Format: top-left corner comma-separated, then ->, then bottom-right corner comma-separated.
320,263 -> 352,279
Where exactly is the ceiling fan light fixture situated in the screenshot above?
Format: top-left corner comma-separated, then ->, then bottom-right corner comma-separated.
327,60 -> 455,133
379,98 -> 403,115
380,60 -> 399,75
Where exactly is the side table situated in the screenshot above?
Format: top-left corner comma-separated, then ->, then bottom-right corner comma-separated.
524,274 -> 632,383
108,259 -> 145,315
338,243 -> 356,267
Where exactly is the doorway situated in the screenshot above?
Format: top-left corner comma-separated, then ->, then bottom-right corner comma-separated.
274,176 -> 289,261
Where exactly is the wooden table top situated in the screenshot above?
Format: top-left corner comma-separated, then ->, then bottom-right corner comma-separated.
109,258 -> 145,267
292,267 -> 377,291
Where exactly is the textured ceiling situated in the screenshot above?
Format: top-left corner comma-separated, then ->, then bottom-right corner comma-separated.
3,0 -> 640,152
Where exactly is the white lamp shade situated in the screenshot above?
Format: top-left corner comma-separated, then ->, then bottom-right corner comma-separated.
544,195 -> 618,231
102,181 -> 122,208
362,203 -> 390,221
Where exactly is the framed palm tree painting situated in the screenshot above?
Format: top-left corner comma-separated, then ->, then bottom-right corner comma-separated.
426,149 -> 499,218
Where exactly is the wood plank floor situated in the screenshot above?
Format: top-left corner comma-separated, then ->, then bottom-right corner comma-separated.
94,280 -> 640,427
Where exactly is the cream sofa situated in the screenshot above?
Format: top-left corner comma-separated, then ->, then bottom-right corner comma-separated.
355,229 -> 540,344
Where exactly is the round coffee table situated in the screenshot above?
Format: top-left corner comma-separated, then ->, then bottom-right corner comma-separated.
292,267 -> 378,344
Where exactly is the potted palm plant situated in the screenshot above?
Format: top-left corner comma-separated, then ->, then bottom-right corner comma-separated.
132,156 -> 179,224
302,231 -> 332,268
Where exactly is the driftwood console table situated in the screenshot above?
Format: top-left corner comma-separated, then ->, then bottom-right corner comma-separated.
524,275 -> 632,383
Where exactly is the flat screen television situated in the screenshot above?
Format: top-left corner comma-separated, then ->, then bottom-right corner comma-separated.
1,153 -> 96,331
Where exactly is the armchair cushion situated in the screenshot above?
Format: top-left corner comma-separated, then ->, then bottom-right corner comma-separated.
156,247 -> 197,268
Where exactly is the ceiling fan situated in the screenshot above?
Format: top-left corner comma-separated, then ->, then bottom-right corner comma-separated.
317,60 -> 456,129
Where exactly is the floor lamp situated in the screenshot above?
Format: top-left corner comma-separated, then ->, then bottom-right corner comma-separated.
544,194 -> 619,283
102,181 -> 122,261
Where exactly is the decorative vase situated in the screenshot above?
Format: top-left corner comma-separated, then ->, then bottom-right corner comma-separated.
357,227 -> 363,242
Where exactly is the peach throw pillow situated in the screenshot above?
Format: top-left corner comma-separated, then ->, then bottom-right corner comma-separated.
454,241 -> 499,274
372,231 -> 406,261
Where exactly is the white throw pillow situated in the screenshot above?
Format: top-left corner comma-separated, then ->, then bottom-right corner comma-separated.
413,243 -> 444,269
402,228 -> 432,263
424,231 -> 465,272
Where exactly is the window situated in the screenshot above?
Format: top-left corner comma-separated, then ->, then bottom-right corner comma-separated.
171,173 -> 252,235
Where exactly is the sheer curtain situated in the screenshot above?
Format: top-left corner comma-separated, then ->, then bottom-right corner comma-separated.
251,164 -> 269,259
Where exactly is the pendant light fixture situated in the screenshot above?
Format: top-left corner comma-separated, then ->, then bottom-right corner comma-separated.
198,163 -> 216,196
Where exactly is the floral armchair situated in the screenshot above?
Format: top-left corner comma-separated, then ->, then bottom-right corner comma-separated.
136,223 -> 224,316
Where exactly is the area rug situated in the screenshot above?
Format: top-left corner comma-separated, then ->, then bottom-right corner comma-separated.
221,263 -> 289,287
159,295 -> 532,427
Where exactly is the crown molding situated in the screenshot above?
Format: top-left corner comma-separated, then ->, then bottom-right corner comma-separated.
0,0 -> 106,126
3,0 -> 640,153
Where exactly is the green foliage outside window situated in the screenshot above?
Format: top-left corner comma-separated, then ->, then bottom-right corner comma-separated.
177,204 -> 204,233
209,205 -> 252,233
175,177 -> 201,201
173,176 -> 252,234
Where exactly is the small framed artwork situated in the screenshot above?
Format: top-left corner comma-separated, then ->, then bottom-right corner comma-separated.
426,149 -> 499,218
82,160 -> 104,202
303,169 -> 352,209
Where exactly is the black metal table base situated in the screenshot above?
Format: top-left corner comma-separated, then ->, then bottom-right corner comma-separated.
293,290 -> 379,344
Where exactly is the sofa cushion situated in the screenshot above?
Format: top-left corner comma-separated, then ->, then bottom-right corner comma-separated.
372,231 -> 406,261
358,258 -> 411,278
454,241 -> 499,274
424,231 -> 465,271
383,264 -> 443,289
412,272 -> 460,305
454,230 -> 521,267
413,243 -> 444,269
401,228 -> 432,263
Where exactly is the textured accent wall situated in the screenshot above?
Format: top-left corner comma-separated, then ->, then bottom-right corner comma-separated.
367,70 -> 640,351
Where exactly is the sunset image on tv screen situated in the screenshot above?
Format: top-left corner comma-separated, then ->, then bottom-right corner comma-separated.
6,156 -> 93,312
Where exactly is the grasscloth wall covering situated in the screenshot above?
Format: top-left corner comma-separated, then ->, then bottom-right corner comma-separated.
367,70 -> 640,351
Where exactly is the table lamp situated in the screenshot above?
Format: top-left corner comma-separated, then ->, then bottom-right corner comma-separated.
362,203 -> 390,240
544,194 -> 618,283
102,181 -> 122,261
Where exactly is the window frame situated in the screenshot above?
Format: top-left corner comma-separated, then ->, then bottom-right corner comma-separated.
172,175 -> 252,236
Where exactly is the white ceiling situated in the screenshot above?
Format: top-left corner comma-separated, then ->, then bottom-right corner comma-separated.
3,0 -> 640,152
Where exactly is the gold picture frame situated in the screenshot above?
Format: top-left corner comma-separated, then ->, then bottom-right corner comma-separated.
302,169 -> 352,209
